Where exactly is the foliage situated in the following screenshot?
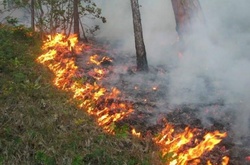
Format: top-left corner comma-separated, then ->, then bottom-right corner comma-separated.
114,124 -> 130,138
2,0 -> 28,9
5,16 -> 18,26
1,0 -> 106,37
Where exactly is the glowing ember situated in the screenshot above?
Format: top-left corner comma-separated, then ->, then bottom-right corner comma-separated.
37,33 -> 229,164
152,86 -> 158,91
246,156 -> 250,161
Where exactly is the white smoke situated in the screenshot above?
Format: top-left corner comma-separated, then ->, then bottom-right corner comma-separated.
95,0 -> 250,136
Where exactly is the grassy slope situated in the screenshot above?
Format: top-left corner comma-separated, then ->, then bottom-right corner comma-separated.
0,25 -> 162,165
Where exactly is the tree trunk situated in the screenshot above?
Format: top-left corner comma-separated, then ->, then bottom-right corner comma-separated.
130,0 -> 148,72
73,0 -> 80,39
171,0 -> 205,39
79,18 -> 88,42
31,0 -> 35,31
37,0 -> 45,39
49,1 -> 55,35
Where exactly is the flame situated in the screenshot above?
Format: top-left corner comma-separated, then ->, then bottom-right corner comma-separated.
132,128 -> 141,138
37,33 -> 133,134
154,124 -> 229,165
222,156 -> 230,165
89,54 -> 112,66
37,33 -> 229,164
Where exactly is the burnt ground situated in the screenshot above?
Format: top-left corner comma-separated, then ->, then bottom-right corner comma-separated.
76,42 -> 250,165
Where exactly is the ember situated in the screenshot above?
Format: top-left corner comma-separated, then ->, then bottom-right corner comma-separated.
37,33 -> 229,164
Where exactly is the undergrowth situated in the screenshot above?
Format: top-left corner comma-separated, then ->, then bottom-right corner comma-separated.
0,24 -> 162,165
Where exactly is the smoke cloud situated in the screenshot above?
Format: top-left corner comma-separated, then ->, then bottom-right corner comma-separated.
95,0 -> 250,137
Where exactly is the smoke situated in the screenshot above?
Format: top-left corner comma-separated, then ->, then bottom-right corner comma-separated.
95,0 -> 177,60
95,0 -> 250,137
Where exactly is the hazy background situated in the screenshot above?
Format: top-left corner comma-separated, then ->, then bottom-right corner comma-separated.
95,0 -> 250,137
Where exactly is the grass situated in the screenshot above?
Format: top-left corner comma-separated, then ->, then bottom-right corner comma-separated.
0,24 -> 162,165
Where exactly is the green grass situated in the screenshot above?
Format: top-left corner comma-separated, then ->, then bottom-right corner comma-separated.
0,24 -> 162,165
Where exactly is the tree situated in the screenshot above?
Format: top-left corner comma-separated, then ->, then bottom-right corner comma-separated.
130,0 -> 148,72
73,0 -> 80,39
171,0 -> 205,40
31,0 -> 35,31
1,0 -> 106,39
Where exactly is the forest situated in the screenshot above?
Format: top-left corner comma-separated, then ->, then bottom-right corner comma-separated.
0,0 -> 250,164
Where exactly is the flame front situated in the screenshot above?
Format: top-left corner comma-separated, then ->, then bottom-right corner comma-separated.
154,124 -> 228,165
37,33 -> 133,133
37,33 -> 229,164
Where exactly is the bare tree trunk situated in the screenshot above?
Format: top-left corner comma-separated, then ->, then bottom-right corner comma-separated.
73,0 -> 80,39
49,1 -> 55,35
171,0 -> 205,39
37,0 -> 45,39
130,0 -> 148,72
79,18 -> 88,42
31,0 -> 35,31
67,14 -> 74,38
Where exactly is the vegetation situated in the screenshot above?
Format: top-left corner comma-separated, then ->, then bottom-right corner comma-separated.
0,0 -> 106,39
0,25 -> 161,164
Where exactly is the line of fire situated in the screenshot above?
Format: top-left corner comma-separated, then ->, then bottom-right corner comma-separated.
24,0 -> 250,165
35,1 -> 226,165
36,32 -> 229,165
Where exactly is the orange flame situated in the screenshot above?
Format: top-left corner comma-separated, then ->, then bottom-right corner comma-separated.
89,54 -> 113,66
37,33 -> 229,164
222,156 -> 230,165
154,124 -> 229,165
37,33 -> 133,134
132,128 -> 141,138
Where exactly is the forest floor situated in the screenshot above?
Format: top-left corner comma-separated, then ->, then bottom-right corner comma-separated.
1,24 -> 249,165
76,40 -> 250,165
0,25 -> 161,165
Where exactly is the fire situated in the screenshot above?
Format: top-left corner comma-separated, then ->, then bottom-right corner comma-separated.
154,123 -> 229,165
37,33 -> 133,134
89,54 -> 112,66
132,128 -> 141,138
222,156 -> 230,165
37,33 -> 229,164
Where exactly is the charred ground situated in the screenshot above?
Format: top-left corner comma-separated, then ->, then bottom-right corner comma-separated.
76,40 -> 250,165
